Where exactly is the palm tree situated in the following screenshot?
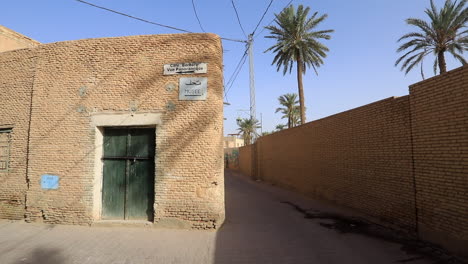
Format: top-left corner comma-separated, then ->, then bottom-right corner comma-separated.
275,93 -> 300,128
236,117 -> 260,145
396,0 -> 467,75
265,5 -> 334,125
275,124 -> 287,131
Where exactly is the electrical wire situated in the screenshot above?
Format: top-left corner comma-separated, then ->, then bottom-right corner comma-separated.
76,0 -> 192,33
231,0 -> 247,38
75,0 -> 246,43
251,0 -> 274,36
225,48 -> 248,88
224,49 -> 249,100
191,0 -> 206,32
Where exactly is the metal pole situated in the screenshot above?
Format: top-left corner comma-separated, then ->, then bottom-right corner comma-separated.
260,113 -> 263,135
248,34 -> 256,136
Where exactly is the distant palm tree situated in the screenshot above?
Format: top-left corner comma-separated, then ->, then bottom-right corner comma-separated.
265,5 -> 334,124
275,124 -> 287,131
275,93 -> 300,128
396,0 -> 467,76
236,117 -> 260,145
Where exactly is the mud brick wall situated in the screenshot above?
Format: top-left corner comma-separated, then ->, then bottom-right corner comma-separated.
238,145 -> 253,178
238,66 -> 468,255
0,49 -> 36,219
0,33 -> 225,229
410,66 -> 468,255
252,96 -> 415,230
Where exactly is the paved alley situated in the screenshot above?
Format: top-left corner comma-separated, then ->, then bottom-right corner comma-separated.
0,170 -> 434,264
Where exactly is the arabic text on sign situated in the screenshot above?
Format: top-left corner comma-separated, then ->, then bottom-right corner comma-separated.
179,77 -> 208,101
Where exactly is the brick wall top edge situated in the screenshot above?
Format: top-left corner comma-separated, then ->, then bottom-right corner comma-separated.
1,33 -> 221,58
41,33 -> 220,49
259,95 -> 410,140
409,65 -> 467,90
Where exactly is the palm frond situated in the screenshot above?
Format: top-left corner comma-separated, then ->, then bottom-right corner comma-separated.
396,0 -> 467,76
264,4 -> 333,76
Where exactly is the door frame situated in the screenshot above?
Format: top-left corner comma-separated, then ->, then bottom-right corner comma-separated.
91,112 -> 162,221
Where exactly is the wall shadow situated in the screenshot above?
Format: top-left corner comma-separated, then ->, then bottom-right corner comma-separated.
213,170 -> 319,264
14,247 -> 65,264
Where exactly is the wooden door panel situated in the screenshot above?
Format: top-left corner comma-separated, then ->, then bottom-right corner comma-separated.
102,159 -> 126,219
103,128 -> 127,157
126,160 -> 154,220
128,128 -> 155,158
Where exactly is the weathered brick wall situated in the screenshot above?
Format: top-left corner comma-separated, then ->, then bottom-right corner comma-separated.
237,66 -> 467,255
410,66 -> 468,255
0,33 -> 225,229
253,96 -> 415,230
238,145 -> 253,178
0,49 -> 36,219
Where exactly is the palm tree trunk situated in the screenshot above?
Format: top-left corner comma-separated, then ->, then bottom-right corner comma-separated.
438,51 -> 447,74
296,58 -> 306,125
287,115 -> 291,128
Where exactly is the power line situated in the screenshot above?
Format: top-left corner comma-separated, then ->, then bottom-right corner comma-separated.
225,50 -> 248,90
75,0 -> 246,43
191,0 -> 206,32
224,55 -> 247,101
254,0 -> 294,38
231,0 -> 247,38
251,0 -> 274,35
75,0 -> 192,33
224,48 -> 248,100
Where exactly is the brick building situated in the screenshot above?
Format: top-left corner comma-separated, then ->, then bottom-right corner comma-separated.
0,30 -> 225,229
223,136 -> 244,148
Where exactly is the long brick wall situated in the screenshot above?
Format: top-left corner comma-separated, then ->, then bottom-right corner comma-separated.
239,145 -> 252,178
238,65 -> 467,255
410,66 -> 468,255
258,96 -> 415,230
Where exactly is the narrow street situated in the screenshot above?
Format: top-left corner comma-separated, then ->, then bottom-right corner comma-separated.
0,170 -> 431,264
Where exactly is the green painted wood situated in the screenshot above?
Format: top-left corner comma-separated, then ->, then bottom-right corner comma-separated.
127,160 -> 155,220
128,128 -> 155,158
102,127 -> 155,221
102,159 -> 126,219
103,128 -> 127,157
127,128 -> 155,220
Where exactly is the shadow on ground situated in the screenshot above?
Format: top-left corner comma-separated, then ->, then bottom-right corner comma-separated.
14,247 -> 65,264
213,170 -> 464,264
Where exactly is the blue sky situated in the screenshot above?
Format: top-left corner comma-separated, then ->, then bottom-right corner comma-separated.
2,0 -> 463,135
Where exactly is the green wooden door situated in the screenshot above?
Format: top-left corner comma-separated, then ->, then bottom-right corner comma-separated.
102,127 -> 155,220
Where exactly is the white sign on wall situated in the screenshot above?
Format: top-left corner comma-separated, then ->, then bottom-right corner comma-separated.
179,77 -> 208,101
164,62 -> 207,75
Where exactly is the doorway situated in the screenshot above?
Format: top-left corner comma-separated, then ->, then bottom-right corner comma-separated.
101,127 -> 155,221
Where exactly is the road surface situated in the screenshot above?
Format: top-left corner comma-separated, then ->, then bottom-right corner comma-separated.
0,170 -> 434,264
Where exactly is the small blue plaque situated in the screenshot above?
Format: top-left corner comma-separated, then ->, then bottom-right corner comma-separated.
41,175 -> 59,190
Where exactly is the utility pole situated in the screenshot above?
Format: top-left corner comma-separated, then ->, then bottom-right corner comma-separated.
260,113 -> 263,135
247,34 -> 256,136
